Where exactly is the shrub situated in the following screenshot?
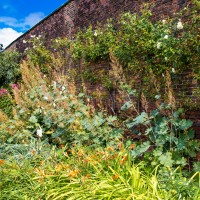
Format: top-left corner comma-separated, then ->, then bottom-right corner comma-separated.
0,61 -> 123,147
0,89 -> 12,118
0,51 -> 21,85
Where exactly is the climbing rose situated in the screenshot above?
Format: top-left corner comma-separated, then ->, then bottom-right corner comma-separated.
157,42 -> 162,49
164,35 -> 168,39
177,21 -> 183,30
94,31 -> 98,37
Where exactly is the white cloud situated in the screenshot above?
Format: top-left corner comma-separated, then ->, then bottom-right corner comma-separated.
0,17 -> 18,27
23,12 -> 45,27
0,12 -> 45,30
0,28 -> 23,48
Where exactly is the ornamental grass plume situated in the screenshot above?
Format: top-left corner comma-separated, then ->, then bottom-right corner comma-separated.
0,110 -> 9,123
165,70 -> 176,108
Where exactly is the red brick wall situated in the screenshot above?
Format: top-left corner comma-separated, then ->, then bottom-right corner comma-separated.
7,0 -> 191,52
6,0 -> 200,137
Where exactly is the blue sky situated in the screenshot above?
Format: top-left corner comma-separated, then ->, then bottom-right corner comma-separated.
0,0 -> 68,47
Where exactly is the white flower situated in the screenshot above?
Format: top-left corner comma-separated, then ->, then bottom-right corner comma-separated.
157,42 -> 162,49
38,35 -> 42,38
53,102 -> 56,107
61,86 -> 66,91
23,40 -> 27,44
165,57 -> 168,61
164,35 -> 168,39
177,21 -> 183,30
172,68 -> 175,73
162,19 -> 166,24
36,127 -> 43,137
30,35 -> 35,38
43,96 -> 48,100
94,31 -> 98,37
53,81 -> 57,89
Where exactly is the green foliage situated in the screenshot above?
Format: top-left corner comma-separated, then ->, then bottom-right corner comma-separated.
73,24 -> 116,61
123,99 -> 200,168
0,5 -> 199,199
0,51 -> 21,85
72,5 -> 200,78
26,36 -> 53,74
0,76 -> 123,147
0,145 -> 199,200
0,94 -> 12,118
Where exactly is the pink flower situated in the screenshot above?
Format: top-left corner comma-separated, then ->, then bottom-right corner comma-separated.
0,89 -> 8,96
11,84 -> 19,89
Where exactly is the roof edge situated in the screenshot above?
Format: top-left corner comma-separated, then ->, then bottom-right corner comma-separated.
5,0 -> 71,50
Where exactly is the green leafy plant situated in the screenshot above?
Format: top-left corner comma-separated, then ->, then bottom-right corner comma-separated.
0,61 -> 123,148
123,98 -> 200,168
0,51 -> 21,85
0,90 -> 12,118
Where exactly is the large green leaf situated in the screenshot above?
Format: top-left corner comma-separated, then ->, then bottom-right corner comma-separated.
127,112 -> 149,128
28,116 -> 38,124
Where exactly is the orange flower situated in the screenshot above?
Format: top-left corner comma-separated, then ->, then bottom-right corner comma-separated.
78,149 -> 84,157
0,159 -> 5,166
31,149 -> 36,155
106,146 -> 114,151
85,174 -> 90,178
129,143 -> 136,150
68,169 -> 80,178
81,174 -> 90,184
112,174 -> 119,180
55,164 -> 63,172
71,148 -> 75,155
120,154 -> 128,165
59,144 -> 65,149
118,142 -> 124,151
